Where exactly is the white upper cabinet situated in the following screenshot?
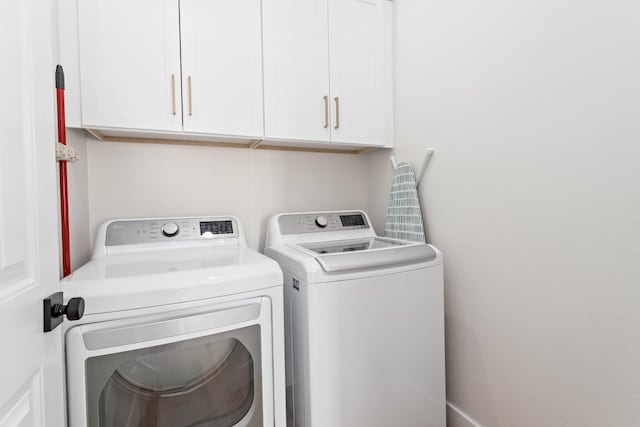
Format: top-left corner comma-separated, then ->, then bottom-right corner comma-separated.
262,0 -> 331,142
78,0 -> 182,132
328,0 -> 391,146
180,0 -> 263,137
76,0 -> 263,139
262,0 -> 393,147
70,0 -> 392,150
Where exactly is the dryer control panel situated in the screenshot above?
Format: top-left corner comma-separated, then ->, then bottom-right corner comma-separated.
278,211 -> 369,235
105,217 -> 238,246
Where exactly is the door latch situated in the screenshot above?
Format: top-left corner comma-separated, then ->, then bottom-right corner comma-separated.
43,292 -> 85,332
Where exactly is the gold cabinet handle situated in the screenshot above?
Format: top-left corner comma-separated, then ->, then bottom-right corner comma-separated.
187,76 -> 193,116
334,96 -> 340,129
323,96 -> 329,128
171,74 -> 176,115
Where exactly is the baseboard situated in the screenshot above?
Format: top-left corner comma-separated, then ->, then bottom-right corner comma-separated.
446,401 -> 483,427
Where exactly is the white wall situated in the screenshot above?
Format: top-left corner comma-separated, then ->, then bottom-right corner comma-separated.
85,139 -> 369,252
367,0 -> 640,425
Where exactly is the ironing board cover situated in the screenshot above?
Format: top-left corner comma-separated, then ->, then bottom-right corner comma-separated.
384,161 -> 426,242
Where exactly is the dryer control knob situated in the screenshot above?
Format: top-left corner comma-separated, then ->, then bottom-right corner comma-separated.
162,222 -> 180,237
315,216 -> 328,228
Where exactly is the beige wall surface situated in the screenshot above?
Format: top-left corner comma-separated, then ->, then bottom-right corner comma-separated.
84,139 -> 369,252
367,0 -> 640,425
65,129 -> 91,270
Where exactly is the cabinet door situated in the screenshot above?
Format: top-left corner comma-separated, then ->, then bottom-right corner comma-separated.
328,0 -> 392,146
263,0 -> 331,142
78,0 -> 182,131
180,0 -> 263,137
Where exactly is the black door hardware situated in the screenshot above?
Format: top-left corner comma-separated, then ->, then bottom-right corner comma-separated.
43,292 -> 85,332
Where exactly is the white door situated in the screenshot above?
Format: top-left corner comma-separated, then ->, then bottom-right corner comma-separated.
180,0 -> 264,138
328,0 -> 391,146
262,0 -> 331,142
0,1 -> 64,426
77,0 -> 182,132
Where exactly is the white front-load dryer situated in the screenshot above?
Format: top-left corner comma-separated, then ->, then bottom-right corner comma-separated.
63,216 -> 286,427
265,210 -> 446,427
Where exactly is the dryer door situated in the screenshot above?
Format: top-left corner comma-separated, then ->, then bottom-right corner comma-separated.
66,298 -> 273,427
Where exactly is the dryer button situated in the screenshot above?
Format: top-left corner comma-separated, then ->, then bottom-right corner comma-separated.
162,222 -> 180,237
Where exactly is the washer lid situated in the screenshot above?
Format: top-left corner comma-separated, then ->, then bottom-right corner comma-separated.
300,237 -> 407,254
295,238 -> 437,272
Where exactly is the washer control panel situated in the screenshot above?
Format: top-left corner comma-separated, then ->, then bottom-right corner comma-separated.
105,217 -> 238,246
278,211 -> 369,235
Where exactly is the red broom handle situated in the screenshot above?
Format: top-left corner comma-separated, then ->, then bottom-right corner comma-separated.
56,65 -> 71,277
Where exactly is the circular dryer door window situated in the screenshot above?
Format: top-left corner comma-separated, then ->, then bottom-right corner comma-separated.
84,325 -> 262,427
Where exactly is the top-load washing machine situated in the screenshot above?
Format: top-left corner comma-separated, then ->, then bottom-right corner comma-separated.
265,210 -> 446,427
63,216 -> 285,427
